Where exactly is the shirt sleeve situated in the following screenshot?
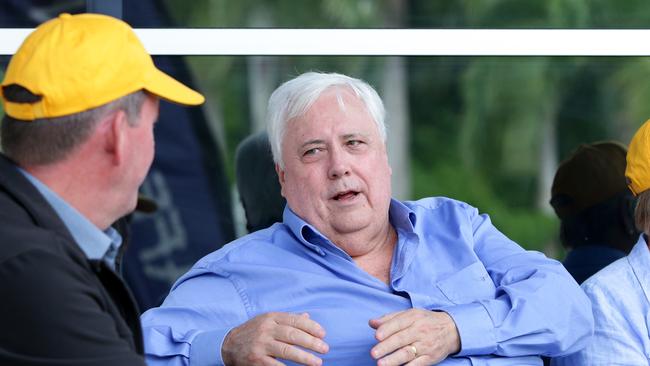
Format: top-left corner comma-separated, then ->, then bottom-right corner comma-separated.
439,206 -> 594,358
550,279 -> 648,366
140,266 -> 249,366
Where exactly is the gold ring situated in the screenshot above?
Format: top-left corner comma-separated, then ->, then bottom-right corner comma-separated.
409,345 -> 417,357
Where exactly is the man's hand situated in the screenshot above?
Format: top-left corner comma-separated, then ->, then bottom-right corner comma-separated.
222,312 -> 329,366
369,309 -> 460,366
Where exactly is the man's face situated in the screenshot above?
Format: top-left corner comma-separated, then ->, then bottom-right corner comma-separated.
277,87 -> 392,253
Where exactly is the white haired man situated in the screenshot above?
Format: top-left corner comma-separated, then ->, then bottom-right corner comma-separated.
142,72 -> 592,366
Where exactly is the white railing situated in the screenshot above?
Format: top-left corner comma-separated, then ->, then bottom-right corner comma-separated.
1,29 -> 650,55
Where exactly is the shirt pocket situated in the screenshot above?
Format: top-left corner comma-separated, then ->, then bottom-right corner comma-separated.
436,261 -> 496,305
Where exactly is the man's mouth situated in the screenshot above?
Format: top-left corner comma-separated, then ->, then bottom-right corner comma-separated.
333,190 -> 359,201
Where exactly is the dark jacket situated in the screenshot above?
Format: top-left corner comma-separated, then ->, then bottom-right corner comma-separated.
0,154 -> 145,366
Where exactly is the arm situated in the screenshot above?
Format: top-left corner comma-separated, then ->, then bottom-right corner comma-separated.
141,267 -> 248,366
0,249 -> 146,366
441,208 -> 593,358
141,266 -> 327,366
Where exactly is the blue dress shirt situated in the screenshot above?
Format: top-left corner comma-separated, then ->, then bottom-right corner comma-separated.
19,168 -> 122,270
552,236 -> 650,365
141,197 -> 592,366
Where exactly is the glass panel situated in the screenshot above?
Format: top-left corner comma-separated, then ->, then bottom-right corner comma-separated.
183,55 -> 647,256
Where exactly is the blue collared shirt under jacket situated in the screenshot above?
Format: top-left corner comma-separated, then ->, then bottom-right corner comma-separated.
141,197 -> 593,366
552,235 -> 650,366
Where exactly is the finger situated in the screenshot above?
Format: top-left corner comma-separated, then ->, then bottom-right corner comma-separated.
374,312 -> 413,341
369,310 -> 403,329
405,356 -> 429,366
274,324 -> 329,354
259,356 -> 286,366
376,345 -> 418,366
371,328 -> 416,360
270,340 -> 323,366
275,312 -> 326,339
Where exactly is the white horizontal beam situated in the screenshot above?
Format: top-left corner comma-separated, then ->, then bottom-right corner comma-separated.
2,28 -> 650,56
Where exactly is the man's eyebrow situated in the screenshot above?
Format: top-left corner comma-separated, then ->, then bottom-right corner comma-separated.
342,133 -> 369,140
300,139 -> 325,149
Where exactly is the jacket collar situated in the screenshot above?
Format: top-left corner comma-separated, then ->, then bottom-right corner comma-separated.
0,153 -> 79,251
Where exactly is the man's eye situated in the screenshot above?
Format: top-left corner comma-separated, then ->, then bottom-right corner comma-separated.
347,140 -> 363,147
304,148 -> 321,156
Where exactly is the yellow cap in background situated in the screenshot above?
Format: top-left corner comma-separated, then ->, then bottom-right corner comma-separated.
1,13 -> 204,120
626,119 -> 650,195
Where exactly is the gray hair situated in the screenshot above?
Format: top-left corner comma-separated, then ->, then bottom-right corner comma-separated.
266,72 -> 386,168
635,190 -> 650,235
1,90 -> 146,166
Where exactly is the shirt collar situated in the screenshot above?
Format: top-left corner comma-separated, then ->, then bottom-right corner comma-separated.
388,198 -> 417,232
282,198 -> 417,256
628,234 -> 650,304
18,168 -> 122,264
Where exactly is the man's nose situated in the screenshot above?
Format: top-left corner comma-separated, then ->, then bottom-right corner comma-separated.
328,148 -> 351,179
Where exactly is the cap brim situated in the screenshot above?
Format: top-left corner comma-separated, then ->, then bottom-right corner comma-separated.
145,68 -> 205,106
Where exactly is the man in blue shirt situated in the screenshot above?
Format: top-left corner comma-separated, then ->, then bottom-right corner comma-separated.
552,119 -> 650,365
0,13 -> 204,365
141,72 -> 593,366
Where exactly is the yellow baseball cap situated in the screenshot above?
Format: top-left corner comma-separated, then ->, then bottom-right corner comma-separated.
1,13 -> 204,120
626,119 -> 650,195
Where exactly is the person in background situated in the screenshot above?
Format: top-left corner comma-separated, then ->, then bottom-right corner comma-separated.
234,131 -> 286,233
550,141 -> 638,284
0,13 -> 203,365
552,119 -> 650,365
141,71 -> 592,366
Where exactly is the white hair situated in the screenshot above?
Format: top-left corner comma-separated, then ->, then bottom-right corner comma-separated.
266,71 -> 386,168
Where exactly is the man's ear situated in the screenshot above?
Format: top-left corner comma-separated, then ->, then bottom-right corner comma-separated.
275,163 -> 287,198
103,110 -> 128,165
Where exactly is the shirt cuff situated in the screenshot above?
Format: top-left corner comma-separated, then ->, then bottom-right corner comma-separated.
189,328 -> 234,366
438,302 -> 497,356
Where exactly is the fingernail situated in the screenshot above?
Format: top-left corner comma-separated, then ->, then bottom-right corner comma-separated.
318,341 -> 326,352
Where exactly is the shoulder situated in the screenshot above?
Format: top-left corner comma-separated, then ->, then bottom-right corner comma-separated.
0,215 -> 79,267
403,196 -> 476,215
582,256 -> 633,292
580,256 -> 639,310
191,223 -> 296,269
401,197 -> 479,228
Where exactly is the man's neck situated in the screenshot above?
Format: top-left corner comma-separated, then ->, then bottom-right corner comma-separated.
24,161 -> 113,230
342,224 -> 397,285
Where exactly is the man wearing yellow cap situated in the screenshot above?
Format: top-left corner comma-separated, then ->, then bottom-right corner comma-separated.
0,13 -> 203,365
552,120 -> 650,365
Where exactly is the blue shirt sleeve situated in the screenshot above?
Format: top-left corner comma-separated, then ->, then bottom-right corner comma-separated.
141,267 -> 247,366
439,206 -> 593,358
